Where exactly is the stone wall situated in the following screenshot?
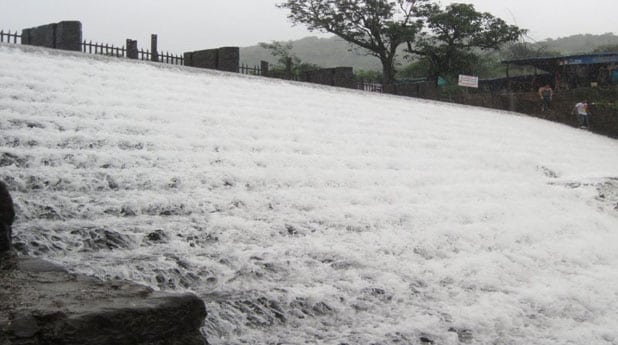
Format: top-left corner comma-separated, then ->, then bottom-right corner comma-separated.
301,67 -> 355,89
184,47 -> 239,72
21,21 -> 82,52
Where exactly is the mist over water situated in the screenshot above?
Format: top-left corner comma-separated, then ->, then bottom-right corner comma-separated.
2,45 -> 618,344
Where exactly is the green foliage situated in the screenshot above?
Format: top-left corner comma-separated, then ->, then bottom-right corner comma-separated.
259,41 -> 299,67
355,69 -> 383,82
407,2 -> 525,81
502,42 -> 561,60
278,0 -> 427,85
397,59 -> 429,79
259,40 -> 321,75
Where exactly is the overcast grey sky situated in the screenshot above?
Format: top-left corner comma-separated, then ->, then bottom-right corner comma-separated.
1,0 -> 616,53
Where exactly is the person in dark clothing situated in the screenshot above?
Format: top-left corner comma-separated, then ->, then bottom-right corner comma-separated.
538,84 -> 553,112
0,181 -> 15,253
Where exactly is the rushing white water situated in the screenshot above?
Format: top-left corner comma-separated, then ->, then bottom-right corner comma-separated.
1,44 -> 618,345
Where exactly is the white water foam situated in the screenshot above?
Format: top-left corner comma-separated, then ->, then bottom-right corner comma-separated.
1,44 -> 618,344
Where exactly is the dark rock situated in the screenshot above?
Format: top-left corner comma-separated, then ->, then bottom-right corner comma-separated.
285,224 -> 298,235
146,230 -> 167,243
120,205 -> 137,217
0,181 -> 15,253
84,228 -> 132,250
419,336 -> 434,344
0,257 -> 208,345
10,313 -> 39,338
0,152 -> 30,168
449,327 -> 473,343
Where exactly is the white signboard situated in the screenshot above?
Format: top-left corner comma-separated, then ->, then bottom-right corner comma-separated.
458,74 -> 479,88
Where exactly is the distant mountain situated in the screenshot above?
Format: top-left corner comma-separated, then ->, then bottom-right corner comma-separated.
240,36 -> 384,71
536,33 -> 618,54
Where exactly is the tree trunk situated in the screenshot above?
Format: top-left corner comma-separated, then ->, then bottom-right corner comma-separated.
381,56 -> 396,94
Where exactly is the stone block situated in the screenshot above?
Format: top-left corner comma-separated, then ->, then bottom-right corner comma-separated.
333,67 -> 355,89
55,21 -> 82,51
217,47 -> 239,72
27,24 -> 55,48
20,28 -> 31,45
190,49 -> 218,69
20,21 -> 82,51
126,39 -> 138,59
183,52 -> 193,67
260,61 -> 269,76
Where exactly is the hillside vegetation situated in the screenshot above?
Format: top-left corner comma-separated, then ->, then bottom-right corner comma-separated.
241,33 -> 618,75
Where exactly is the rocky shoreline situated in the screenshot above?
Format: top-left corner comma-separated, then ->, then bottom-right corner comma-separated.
0,255 -> 208,345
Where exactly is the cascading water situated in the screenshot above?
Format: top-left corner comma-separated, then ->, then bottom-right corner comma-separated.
1,45 -> 618,345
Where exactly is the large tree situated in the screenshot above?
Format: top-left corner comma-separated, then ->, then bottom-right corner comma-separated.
278,0 -> 426,88
407,3 -> 525,82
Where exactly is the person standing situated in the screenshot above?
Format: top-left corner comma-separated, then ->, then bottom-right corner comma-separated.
572,100 -> 590,129
538,84 -> 553,112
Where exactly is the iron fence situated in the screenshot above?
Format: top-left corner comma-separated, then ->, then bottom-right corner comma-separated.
239,64 -> 262,76
0,30 -> 21,44
81,40 -> 183,65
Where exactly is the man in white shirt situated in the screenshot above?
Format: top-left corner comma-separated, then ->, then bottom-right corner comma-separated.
573,100 -> 590,129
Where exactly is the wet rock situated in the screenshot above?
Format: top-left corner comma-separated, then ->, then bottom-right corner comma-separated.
10,313 -> 39,338
419,336 -> 434,344
285,224 -> 298,235
0,257 -> 208,345
449,327 -> 473,343
146,229 -> 167,243
72,228 -> 133,251
120,205 -> 137,217
0,181 -> 15,252
0,152 -> 30,168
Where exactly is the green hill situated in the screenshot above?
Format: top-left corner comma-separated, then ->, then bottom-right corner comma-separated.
240,36 -> 384,71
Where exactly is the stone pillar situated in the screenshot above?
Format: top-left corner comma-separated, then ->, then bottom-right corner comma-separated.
126,39 -> 138,59
217,47 -> 239,73
285,57 -> 292,80
0,181 -> 15,253
260,61 -> 269,77
151,34 -> 158,62
55,21 -> 82,51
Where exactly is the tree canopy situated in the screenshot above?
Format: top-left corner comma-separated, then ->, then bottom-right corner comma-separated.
407,3 -> 525,81
278,0 -> 525,87
278,0 -> 426,87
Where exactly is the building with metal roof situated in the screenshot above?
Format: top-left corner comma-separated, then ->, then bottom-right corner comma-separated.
502,52 -> 618,90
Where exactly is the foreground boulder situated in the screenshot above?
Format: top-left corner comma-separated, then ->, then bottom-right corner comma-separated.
0,256 -> 207,345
